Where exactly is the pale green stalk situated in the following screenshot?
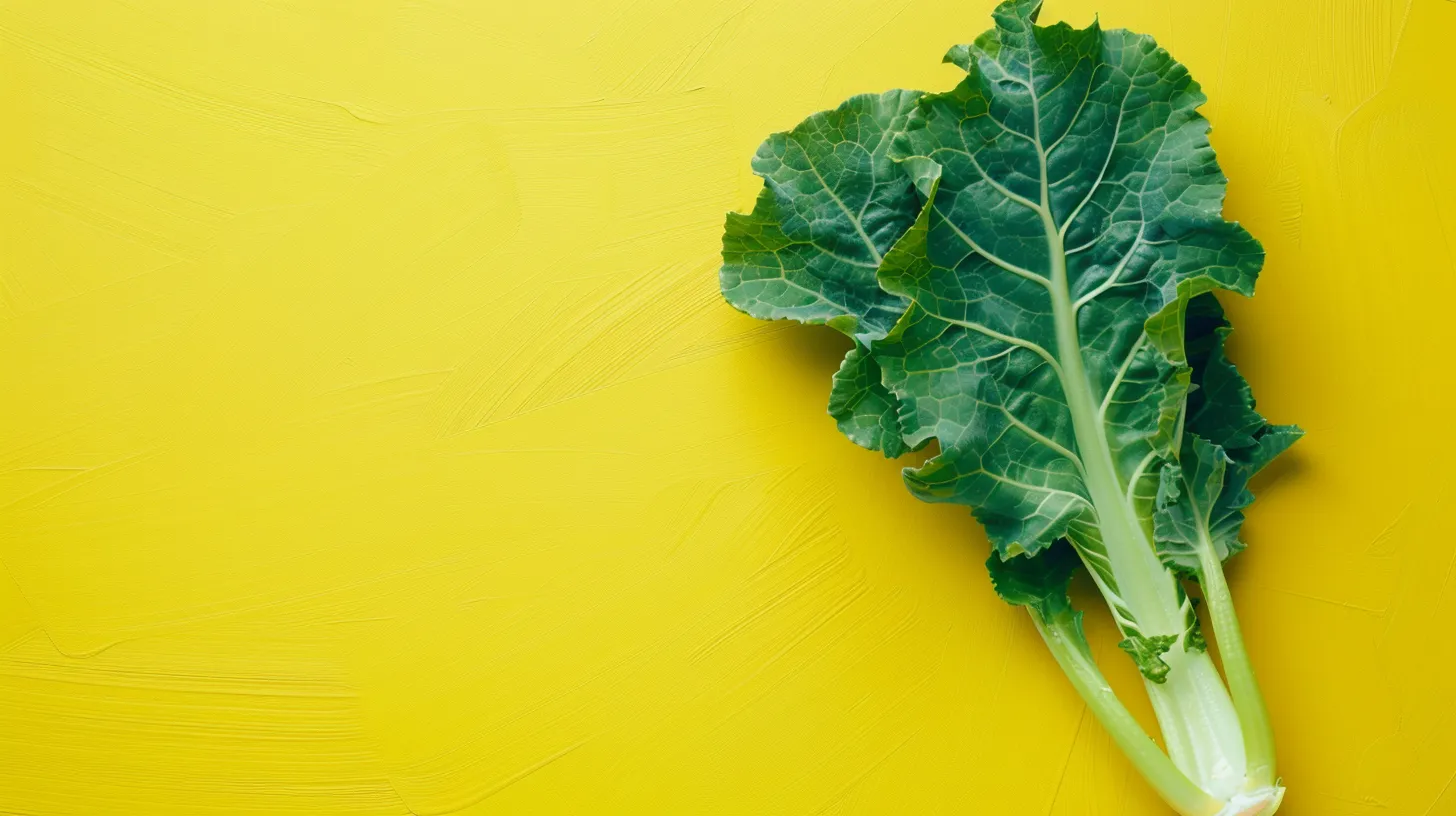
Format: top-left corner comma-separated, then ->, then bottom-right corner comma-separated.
1032,607 -> 1224,816
1039,152 -> 1249,804
1195,532 -> 1277,790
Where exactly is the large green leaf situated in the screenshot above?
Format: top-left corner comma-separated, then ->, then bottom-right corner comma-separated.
873,0 -> 1263,559
859,0 -> 1265,679
720,90 -> 926,454
717,1 -> 1298,800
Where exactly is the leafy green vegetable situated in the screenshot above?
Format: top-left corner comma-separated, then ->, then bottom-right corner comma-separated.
719,2 -> 1298,814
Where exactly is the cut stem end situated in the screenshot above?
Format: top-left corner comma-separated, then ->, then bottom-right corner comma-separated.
1218,787 -> 1285,816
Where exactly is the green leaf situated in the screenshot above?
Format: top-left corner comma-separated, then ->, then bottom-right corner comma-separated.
1118,632 -> 1179,684
942,0 -> 1040,72
822,161 -> 945,458
1156,462 -> 1182,508
718,1 -> 1299,802
986,538 -> 1080,622
876,291 -> 1093,558
1154,426 -> 1301,569
1155,301 -> 1303,569
1155,434 -> 1231,562
828,346 -> 913,457
862,0 -> 1267,685
873,3 -> 1262,562
1187,326 -> 1264,451
718,0 -> 1298,801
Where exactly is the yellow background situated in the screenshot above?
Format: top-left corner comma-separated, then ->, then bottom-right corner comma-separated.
1,0 -> 1453,813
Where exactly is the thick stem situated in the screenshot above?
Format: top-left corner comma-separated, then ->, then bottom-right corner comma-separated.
1195,533 -> 1278,790
1026,98 -> 1258,801
1219,789 -> 1285,816
1041,208 -> 1247,798
1144,647 -> 1248,800
1042,213 -> 1182,638
1031,608 -> 1225,816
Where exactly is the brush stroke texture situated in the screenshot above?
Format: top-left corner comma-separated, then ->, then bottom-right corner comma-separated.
0,0 -> 1453,814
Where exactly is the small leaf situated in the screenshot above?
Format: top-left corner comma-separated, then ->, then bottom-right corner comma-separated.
986,538 -> 1081,622
1157,462 -> 1183,508
829,346 -> 912,457
1155,300 -> 1303,569
1118,633 -> 1180,684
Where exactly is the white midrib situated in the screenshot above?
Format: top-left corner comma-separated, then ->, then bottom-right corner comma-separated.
1022,83 -> 1181,638
1040,206 -> 1182,637
1025,78 -> 1246,801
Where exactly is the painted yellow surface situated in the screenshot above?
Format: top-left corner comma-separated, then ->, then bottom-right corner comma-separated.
1,0 -> 1454,813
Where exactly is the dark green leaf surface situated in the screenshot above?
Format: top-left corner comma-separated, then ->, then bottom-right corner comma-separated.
828,347 -> 913,457
1117,632 -> 1179,683
717,0 -> 1297,691
717,2 -> 1299,801
721,90 -> 929,454
986,538 -> 1081,621
1156,307 -> 1302,568
873,0 -> 1263,568
720,90 -> 924,342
